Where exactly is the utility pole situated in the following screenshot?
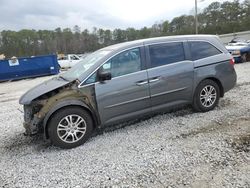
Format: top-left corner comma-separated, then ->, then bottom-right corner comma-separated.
195,0 -> 198,34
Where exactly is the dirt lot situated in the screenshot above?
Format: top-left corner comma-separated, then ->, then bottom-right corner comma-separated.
0,63 -> 249,187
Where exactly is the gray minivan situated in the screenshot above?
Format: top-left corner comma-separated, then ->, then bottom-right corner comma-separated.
19,35 -> 237,149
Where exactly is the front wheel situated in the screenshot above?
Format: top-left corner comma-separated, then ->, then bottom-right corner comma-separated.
48,107 -> 93,149
193,79 -> 220,112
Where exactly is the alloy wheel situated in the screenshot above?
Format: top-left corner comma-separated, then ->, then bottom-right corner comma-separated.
57,114 -> 87,143
200,85 -> 217,108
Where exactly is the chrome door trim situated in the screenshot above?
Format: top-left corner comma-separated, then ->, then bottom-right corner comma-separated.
105,96 -> 150,109
150,87 -> 187,98
136,81 -> 148,86
149,77 -> 160,83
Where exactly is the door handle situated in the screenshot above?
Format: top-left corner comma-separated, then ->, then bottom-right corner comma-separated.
149,77 -> 160,83
136,81 -> 148,86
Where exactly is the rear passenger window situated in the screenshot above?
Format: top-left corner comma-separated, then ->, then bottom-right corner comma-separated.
189,41 -> 221,61
149,42 -> 185,68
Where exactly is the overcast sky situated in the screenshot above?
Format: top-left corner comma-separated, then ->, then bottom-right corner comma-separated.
0,0 -> 235,31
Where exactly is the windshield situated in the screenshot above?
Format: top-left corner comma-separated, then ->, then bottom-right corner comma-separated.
61,50 -> 111,80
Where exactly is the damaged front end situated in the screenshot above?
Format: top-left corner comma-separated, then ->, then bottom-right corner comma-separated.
19,76 -> 99,138
19,76 -> 73,136
23,102 -> 44,135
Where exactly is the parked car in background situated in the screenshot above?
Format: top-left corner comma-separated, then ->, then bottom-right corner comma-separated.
78,53 -> 91,59
19,35 -> 237,149
58,54 -> 81,69
225,38 -> 250,63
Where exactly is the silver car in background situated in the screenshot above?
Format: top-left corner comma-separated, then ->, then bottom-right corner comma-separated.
19,35 -> 237,149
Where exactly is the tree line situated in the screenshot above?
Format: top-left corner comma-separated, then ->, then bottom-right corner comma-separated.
0,0 -> 249,58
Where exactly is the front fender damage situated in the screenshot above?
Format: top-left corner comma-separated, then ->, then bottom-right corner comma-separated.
22,81 -> 98,137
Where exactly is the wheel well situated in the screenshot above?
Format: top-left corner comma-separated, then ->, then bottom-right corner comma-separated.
44,105 -> 97,139
197,77 -> 224,97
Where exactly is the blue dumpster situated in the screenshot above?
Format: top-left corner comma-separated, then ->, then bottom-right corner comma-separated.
0,55 -> 60,81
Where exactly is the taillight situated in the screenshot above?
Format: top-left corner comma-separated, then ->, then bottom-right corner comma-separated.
230,58 -> 235,66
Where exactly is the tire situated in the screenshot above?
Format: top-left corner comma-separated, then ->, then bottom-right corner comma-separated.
193,79 -> 220,112
48,107 -> 93,149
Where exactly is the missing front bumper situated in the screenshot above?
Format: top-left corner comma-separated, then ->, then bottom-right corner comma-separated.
23,105 -> 43,136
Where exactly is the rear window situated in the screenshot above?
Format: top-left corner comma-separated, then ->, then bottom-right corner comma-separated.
189,41 -> 221,61
149,42 -> 185,68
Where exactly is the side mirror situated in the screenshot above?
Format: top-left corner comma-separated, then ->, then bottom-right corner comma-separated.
98,70 -> 111,82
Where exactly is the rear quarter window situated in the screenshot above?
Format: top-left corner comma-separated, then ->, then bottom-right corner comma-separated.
189,41 -> 222,61
149,42 -> 185,68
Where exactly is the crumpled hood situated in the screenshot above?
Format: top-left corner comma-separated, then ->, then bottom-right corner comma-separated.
19,77 -> 70,105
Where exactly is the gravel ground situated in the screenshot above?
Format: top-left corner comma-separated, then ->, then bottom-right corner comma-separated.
0,63 -> 249,188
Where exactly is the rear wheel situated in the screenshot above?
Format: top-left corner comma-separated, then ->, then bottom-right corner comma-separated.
193,79 -> 220,112
48,107 -> 93,149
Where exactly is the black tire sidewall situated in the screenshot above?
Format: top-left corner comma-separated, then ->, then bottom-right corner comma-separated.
48,107 -> 93,149
193,80 -> 220,112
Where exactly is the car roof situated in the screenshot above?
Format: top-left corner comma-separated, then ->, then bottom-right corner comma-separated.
102,35 -> 218,51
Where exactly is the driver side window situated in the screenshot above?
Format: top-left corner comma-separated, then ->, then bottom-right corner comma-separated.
102,48 -> 141,78
84,48 -> 141,84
